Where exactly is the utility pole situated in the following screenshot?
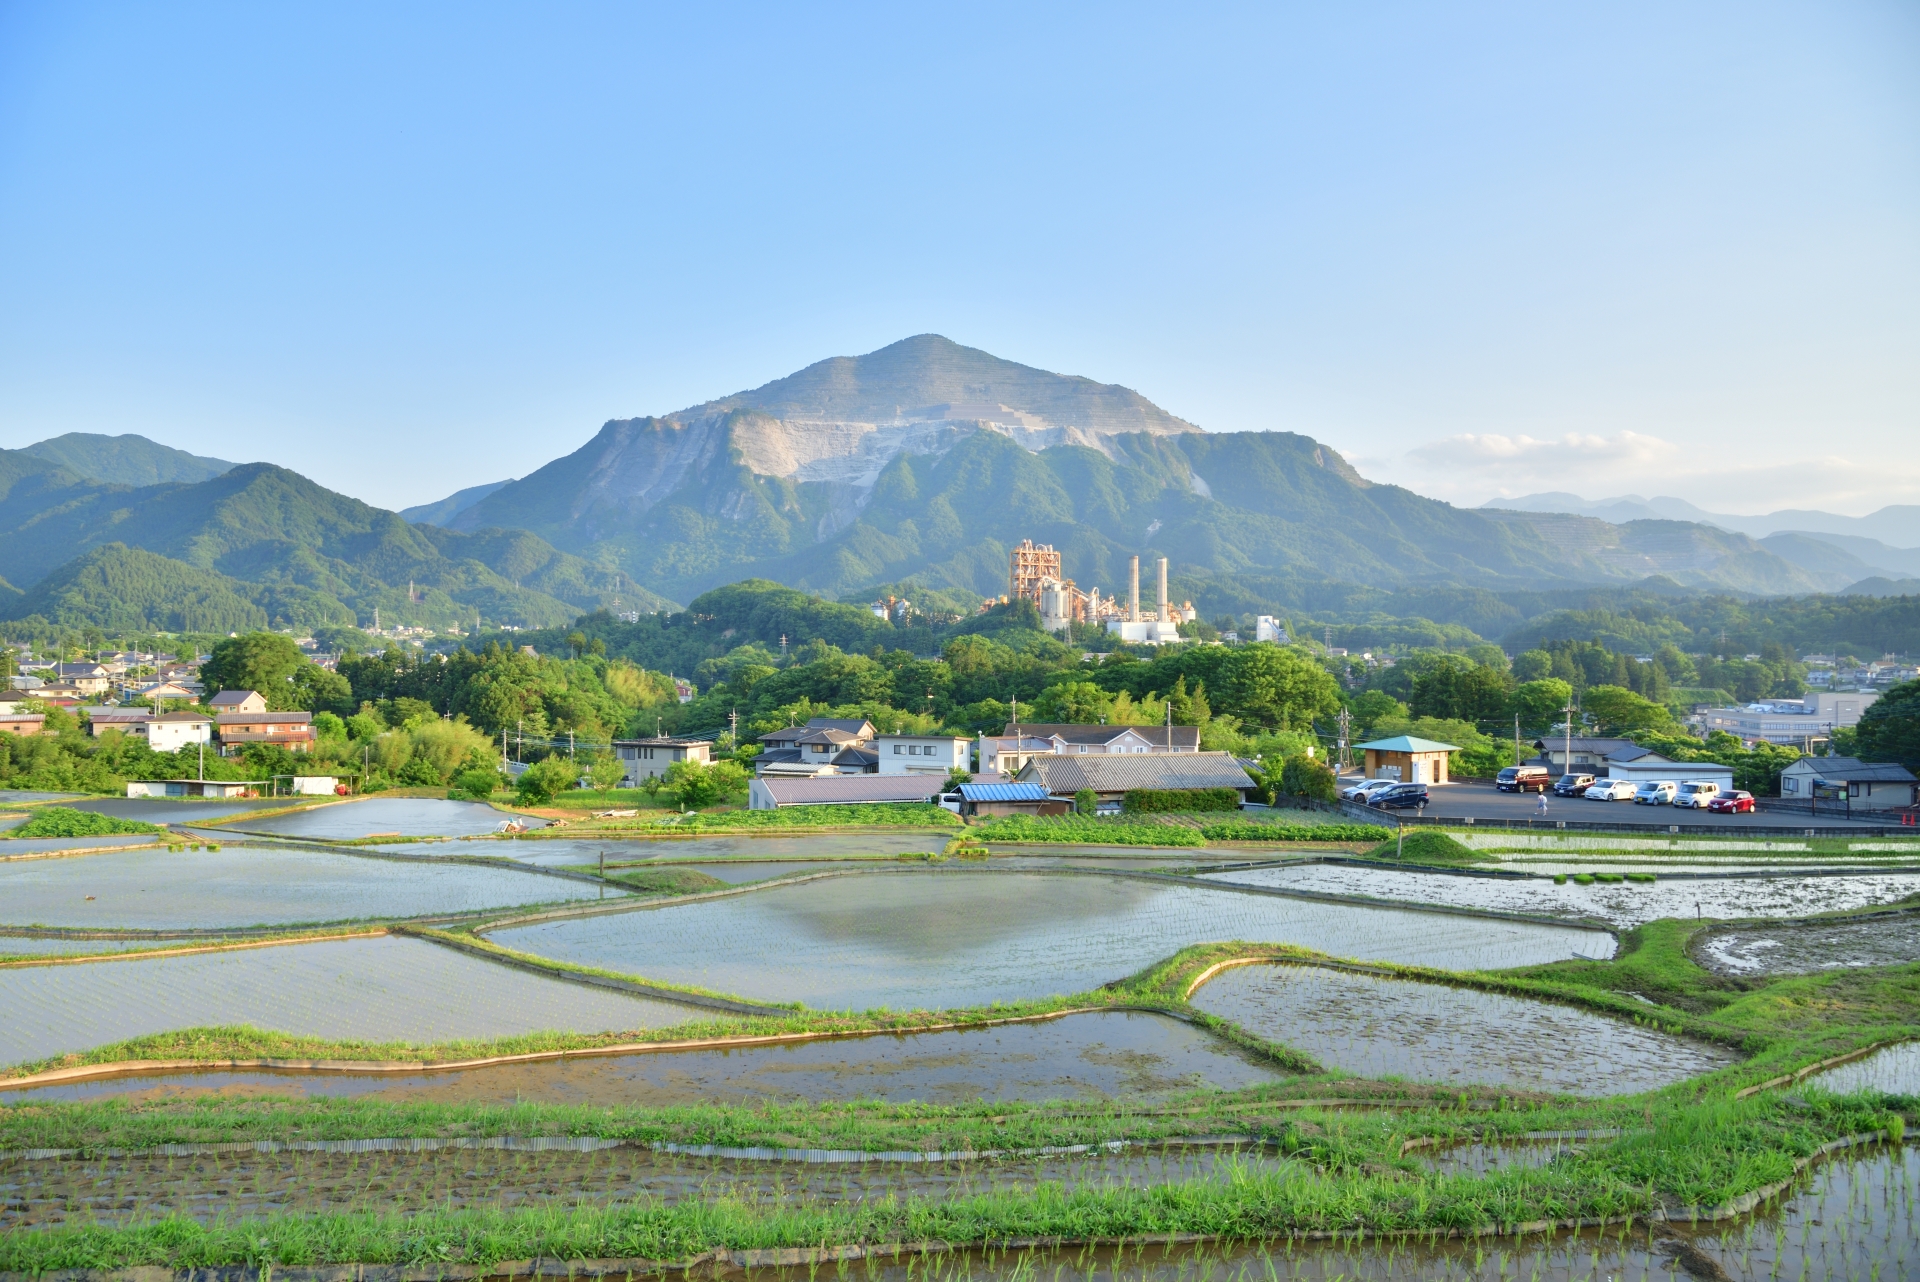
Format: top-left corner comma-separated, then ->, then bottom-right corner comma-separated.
1562,701 -> 1575,781
515,719 -> 522,763
728,707 -> 739,755
1514,714 -> 1522,768
779,634 -> 788,662
1337,706 -> 1351,772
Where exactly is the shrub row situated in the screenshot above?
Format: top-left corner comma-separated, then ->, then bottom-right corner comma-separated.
1122,787 -> 1242,813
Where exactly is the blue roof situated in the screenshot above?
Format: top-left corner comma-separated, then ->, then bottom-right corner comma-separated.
958,782 -> 1052,802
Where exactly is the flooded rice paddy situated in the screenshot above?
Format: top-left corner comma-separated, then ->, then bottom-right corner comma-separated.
1417,1131 -> 1611,1176
1694,913 -> 1920,975
0,843 -> 614,930
487,870 -> 1610,1010
1810,1041 -> 1920,1095
1200,863 -> 1920,928
0,936 -> 696,1067
0,934 -> 223,957
56,798 -> 288,823
7,1010 -> 1281,1106
0,1141 -> 1299,1230
1189,964 -> 1737,1094
735,1142 -> 1919,1282
232,797 -> 544,838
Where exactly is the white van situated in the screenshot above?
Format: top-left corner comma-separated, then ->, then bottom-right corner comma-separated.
1634,780 -> 1678,805
1672,780 -> 1722,809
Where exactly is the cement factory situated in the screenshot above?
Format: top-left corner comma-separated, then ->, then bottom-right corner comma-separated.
1006,539 -> 1194,643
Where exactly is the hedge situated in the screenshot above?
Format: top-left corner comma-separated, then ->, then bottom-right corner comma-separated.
1122,787 -> 1241,813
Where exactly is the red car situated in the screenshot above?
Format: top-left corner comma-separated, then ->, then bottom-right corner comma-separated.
1706,790 -> 1754,814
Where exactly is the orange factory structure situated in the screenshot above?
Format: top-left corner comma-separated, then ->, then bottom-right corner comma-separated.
997,539 -> 1194,637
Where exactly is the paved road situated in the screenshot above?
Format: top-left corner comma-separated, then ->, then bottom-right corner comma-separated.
1350,779 -> 1905,831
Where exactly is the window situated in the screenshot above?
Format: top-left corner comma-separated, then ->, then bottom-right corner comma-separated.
893,745 -> 902,754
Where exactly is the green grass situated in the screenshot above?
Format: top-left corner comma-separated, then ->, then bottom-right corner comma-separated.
3,807 -> 164,838
971,814 -> 1206,846
571,804 -> 963,832
1201,817 -> 1392,844
1358,829 -> 1486,864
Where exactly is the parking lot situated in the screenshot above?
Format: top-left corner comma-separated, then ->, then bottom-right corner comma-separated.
1346,779 -> 1908,832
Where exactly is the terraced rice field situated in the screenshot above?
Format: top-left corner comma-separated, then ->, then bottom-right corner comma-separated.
1810,1041 -> 1920,1095
1695,913 -> 1920,975
741,1143 -> 1919,1282
233,798 -> 542,839
1189,963 -> 1738,1094
8,1010 -> 1280,1106
0,843 -> 613,929
1200,863 -> 1920,928
487,869 -> 1611,1011
0,1140 -> 1298,1230
0,936 -> 697,1066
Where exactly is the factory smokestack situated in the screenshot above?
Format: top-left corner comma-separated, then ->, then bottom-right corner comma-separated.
1158,558 -> 1170,623
1129,556 -> 1140,623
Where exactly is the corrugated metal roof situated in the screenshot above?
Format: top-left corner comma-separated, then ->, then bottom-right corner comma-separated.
1017,752 -> 1256,794
958,782 -> 1051,802
1794,757 -> 1918,784
754,775 -> 945,805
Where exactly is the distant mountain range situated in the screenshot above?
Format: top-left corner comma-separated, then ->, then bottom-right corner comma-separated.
1488,492 -> 1920,583
406,334 -> 1876,604
0,443 -> 669,633
3,338 -> 1914,638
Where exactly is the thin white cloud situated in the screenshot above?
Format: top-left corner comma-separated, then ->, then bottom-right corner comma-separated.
1350,431 -> 1920,516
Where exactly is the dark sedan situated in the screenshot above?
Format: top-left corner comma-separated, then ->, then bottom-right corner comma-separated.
1369,783 -> 1430,809
1553,772 -> 1597,798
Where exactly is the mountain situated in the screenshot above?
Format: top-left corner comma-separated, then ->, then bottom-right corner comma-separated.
1842,576 -> 1920,598
402,478 -> 515,527
0,461 -> 675,634
18,432 -> 235,486
433,335 -> 1833,604
1492,492 -> 1920,556
9,544 -> 284,633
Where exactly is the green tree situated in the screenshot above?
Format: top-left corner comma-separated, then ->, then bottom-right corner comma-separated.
1856,678 -> 1920,771
663,758 -> 748,809
1511,650 -> 1553,683
1509,679 -> 1574,733
1580,685 -> 1674,736
1074,787 -> 1098,816
514,754 -> 578,805
587,753 -> 627,796
1279,753 -> 1337,802
199,633 -> 304,705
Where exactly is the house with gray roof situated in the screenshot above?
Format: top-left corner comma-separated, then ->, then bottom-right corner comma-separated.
1779,757 -> 1917,812
1015,751 -> 1257,806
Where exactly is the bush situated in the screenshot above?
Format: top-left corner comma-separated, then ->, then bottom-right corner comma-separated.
663,759 -> 749,810
514,755 -> 579,805
1123,787 -> 1240,813
1278,754 -> 1337,802
450,767 -> 503,800
1074,787 -> 1098,816
8,808 -> 163,838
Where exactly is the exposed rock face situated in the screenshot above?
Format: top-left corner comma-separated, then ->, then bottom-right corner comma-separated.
450,335 -> 1199,534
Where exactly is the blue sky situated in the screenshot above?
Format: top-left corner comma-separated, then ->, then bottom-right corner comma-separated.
1,2 -> 1915,514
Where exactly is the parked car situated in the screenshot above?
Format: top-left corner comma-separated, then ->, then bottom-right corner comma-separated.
1340,777 -> 1400,803
1672,781 -> 1723,809
1634,781 -> 1678,805
1369,783 -> 1430,809
1495,765 -> 1552,793
1706,790 -> 1756,814
1584,779 -> 1638,801
1553,772 -> 1597,798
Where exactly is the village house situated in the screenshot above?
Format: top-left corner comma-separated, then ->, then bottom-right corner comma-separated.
747,773 -> 946,810
1356,735 -> 1458,785
1015,751 -> 1258,810
1779,757 -> 1918,813
611,734 -> 713,785
215,710 -> 317,753
875,733 -> 971,776
146,710 -> 215,753
754,718 -> 878,776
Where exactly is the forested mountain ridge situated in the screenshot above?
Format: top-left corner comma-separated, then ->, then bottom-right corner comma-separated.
18,432 -> 234,486
0,460 -> 672,633
419,335 -> 1846,605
